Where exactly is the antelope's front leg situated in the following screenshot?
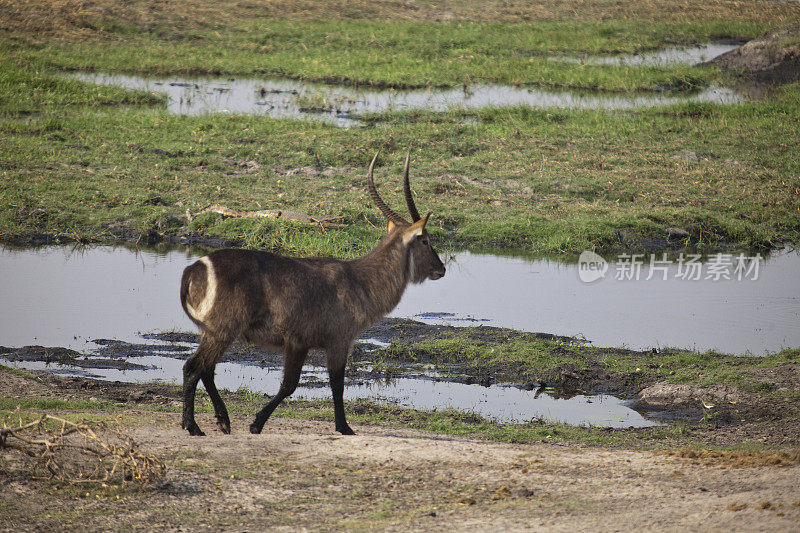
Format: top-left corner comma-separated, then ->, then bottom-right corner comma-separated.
250,346 -> 308,434
327,346 -> 355,435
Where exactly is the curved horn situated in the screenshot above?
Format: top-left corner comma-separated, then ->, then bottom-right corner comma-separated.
403,150 -> 421,222
367,151 -> 407,226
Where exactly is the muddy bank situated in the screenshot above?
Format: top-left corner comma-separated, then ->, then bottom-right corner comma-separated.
2,317 -> 799,440
0,225 -> 239,250
0,345 -> 151,371
0,224 -> 658,255
706,26 -> 800,82
0,318 -> 595,392
2,213 -> 789,257
1,362 -> 799,451
362,320 -> 800,433
0,318 -> 659,392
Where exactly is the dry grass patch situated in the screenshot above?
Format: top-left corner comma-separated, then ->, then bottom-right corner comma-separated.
658,448 -> 800,468
1,0 -> 797,41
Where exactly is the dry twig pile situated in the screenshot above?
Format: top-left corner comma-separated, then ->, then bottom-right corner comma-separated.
0,413 -> 165,484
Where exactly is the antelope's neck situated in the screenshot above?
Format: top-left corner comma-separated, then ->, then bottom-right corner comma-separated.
349,236 -> 409,322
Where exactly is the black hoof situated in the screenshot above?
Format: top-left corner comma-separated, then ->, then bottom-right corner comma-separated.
183,423 -> 205,437
217,417 -> 231,434
249,423 -> 263,434
337,425 -> 355,436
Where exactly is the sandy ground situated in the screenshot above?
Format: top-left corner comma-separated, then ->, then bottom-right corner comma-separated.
2,370 -> 799,531
2,412 -> 799,531
127,414 -> 800,531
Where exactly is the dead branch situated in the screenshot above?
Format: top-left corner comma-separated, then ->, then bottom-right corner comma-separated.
0,413 -> 165,485
196,204 -> 346,228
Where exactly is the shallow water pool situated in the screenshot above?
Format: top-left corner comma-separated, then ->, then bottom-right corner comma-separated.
1,245 -> 797,354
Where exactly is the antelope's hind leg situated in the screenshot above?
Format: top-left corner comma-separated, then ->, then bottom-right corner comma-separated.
250,346 -> 308,434
182,334 -> 232,436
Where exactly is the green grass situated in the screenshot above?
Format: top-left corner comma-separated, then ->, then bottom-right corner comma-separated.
0,392 -> 766,451
0,365 -> 42,382
4,0 -> 793,91
379,331 -> 800,395
1,62 -> 798,254
1,0 -> 799,255
9,20 -> 762,91
0,373 -> 643,449
0,392 -> 701,450
0,396 -> 121,412
1,359 -> 795,450
0,62 -> 163,115
274,398 -> 702,448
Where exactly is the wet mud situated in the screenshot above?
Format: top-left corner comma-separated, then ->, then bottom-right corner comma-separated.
705,26 -> 800,82
0,318 -> 585,387
0,345 -> 151,371
3,317 -> 798,439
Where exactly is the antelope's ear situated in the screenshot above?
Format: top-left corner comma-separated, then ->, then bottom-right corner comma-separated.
388,220 -> 398,233
402,213 -> 430,245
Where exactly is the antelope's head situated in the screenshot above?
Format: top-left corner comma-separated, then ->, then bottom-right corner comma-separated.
367,151 -> 446,283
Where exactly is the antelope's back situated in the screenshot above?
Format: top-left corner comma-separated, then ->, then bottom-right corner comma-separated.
180,249 -> 359,344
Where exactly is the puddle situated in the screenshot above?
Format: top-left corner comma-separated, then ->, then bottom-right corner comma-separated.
0,245 -> 194,350
1,245 -> 798,354
397,250 -> 800,354
68,71 -> 743,127
0,354 -> 654,428
4,244 -> 796,427
550,42 -> 741,67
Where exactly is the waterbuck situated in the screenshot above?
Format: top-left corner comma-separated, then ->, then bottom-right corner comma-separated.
179,152 -> 446,436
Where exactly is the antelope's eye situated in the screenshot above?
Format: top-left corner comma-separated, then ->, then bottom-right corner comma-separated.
422,239 -> 429,246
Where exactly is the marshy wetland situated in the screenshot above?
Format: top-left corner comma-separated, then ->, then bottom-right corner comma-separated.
68,67 -> 743,128
4,244 -> 796,428
2,0 -> 800,530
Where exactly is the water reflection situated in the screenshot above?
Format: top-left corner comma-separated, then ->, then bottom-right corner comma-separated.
1,245 -> 797,353
395,250 -> 800,354
550,42 -> 740,67
69,72 -> 743,127
0,355 -> 656,428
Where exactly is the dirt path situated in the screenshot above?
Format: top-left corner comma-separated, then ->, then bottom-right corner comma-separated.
127,414 -> 800,531
2,370 -> 799,531
3,416 -> 800,530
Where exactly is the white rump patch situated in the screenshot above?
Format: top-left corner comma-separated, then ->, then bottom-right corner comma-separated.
186,256 -> 218,322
